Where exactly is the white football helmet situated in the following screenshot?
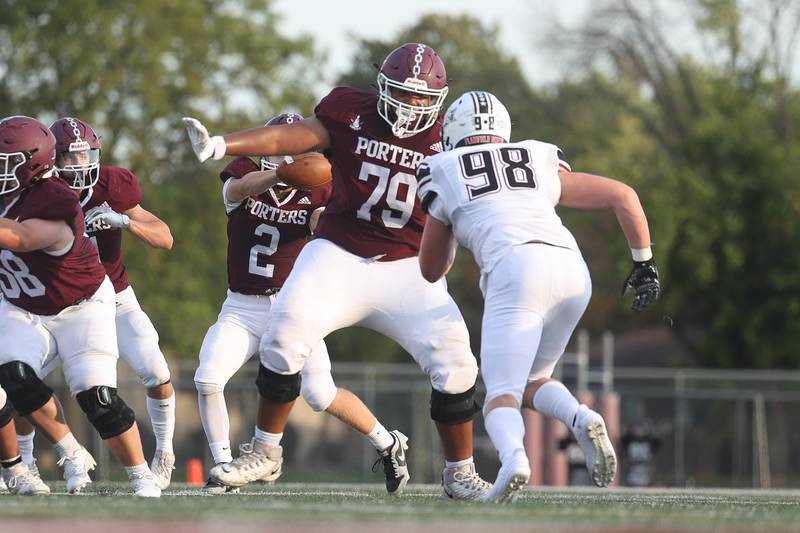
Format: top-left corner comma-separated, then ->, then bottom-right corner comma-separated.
441,91 -> 511,151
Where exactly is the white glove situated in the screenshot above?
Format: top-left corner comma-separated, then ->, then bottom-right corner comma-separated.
182,117 -> 227,163
85,205 -> 130,229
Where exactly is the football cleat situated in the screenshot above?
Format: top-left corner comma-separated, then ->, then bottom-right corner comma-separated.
57,446 -> 96,494
239,441 -> 282,484
372,430 -> 410,496
201,476 -> 240,494
482,451 -> 530,503
150,449 -> 176,490
441,463 -> 491,501
2,463 -> 50,496
130,468 -> 161,497
573,405 -> 617,487
209,440 -> 282,488
0,471 -> 7,492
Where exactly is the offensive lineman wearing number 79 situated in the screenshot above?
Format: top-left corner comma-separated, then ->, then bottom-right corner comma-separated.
184,43 -> 491,500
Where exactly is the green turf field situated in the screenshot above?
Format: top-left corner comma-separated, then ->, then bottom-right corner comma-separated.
2,483 -> 800,532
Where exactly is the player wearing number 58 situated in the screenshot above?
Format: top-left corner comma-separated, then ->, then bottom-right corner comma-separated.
184,43 -> 491,500
0,115 -> 160,497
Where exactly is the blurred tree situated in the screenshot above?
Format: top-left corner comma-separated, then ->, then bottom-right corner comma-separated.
542,0 -> 800,367
0,0 -> 321,359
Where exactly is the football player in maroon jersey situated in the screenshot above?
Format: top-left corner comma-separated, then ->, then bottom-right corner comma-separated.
196,112 -> 408,494
0,115 -> 160,496
185,44 -> 489,500
0,385 -> 49,494
41,116 -> 177,489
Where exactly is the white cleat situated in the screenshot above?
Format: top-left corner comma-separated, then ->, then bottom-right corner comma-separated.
150,449 -> 176,490
130,469 -> 162,497
441,462 -> 491,501
209,440 -> 282,488
573,405 -> 617,487
239,441 -> 282,484
373,430 -> 410,496
2,463 -> 50,495
482,452 -> 530,503
57,447 -> 96,494
0,471 -> 7,493
201,475 -> 240,494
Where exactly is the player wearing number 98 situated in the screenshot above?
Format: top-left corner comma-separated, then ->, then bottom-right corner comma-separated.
184,43 -> 490,500
47,117 -> 177,490
417,91 -> 661,502
0,115 -> 160,497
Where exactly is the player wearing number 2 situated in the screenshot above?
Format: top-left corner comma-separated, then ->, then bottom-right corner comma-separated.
184,43 -> 490,500
0,115 -> 160,496
195,113 -> 406,494
417,91 -> 661,502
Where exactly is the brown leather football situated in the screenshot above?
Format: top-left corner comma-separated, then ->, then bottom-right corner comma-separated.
276,152 -> 332,189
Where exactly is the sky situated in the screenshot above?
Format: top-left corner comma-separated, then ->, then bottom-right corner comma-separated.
272,0 -> 592,96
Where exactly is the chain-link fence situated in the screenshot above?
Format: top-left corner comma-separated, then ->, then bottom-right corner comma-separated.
38,343 -> 800,488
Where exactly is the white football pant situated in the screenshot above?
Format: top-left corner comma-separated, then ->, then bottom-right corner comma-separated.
259,238 -> 478,395
480,243 -> 592,408
195,290 -> 338,412
0,277 -> 119,394
115,286 -> 171,389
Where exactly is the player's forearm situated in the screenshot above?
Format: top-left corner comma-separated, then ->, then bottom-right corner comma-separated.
612,188 -> 651,250
127,217 -> 173,249
223,123 -> 326,157
0,219 -> 26,251
227,170 -> 279,202
0,218 -> 62,252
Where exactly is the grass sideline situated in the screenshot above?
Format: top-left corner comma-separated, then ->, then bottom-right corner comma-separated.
2,483 -> 800,532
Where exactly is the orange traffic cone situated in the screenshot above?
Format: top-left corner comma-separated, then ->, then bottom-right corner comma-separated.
186,458 -> 204,486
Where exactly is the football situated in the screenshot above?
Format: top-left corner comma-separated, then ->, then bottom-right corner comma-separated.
276,152 -> 332,189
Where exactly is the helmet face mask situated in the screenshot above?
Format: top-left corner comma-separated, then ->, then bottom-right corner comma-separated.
50,117 -> 102,191
442,91 -> 512,151
377,43 -> 449,139
0,116 -> 57,197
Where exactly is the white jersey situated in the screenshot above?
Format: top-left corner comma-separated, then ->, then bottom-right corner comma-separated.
417,139 -> 580,277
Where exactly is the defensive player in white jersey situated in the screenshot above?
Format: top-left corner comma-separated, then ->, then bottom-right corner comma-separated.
196,112 -> 408,494
417,91 -> 660,502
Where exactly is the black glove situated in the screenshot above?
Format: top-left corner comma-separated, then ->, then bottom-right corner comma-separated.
622,258 -> 660,312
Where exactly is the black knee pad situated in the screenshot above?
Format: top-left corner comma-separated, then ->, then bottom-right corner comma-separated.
0,400 -> 12,427
0,362 -> 53,416
76,386 -> 136,439
430,386 -> 480,425
256,364 -> 301,403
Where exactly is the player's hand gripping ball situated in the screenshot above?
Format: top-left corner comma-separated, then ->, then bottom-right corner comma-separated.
276,152 -> 332,189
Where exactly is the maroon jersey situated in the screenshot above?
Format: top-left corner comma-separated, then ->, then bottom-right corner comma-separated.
314,87 -> 443,260
0,178 -> 105,315
82,166 -> 142,293
220,157 -> 332,294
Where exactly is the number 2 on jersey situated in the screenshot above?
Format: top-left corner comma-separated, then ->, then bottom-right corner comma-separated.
460,147 -> 537,200
249,224 -> 280,278
356,162 -> 417,229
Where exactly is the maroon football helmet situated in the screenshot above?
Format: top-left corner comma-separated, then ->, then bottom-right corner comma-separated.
50,117 -> 102,191
260,112 -> 304,171
377,43 -> 449,138
0,116 -> 57,197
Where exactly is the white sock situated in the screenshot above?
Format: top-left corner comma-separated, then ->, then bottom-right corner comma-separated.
445,457 -> 474,470
484,407 -> 526,465
54,432 -> 82,459
253,427 -> 282,453
209,441 -> 233,465
532,381 -> 580,429
17,430 -> 35,465
198,388 -> 231,463
146,393 -> 176,454
125,462 -> 150,479
366,421 -> 394,451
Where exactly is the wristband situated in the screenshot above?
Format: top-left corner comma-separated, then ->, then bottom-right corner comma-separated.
212,136 -> 227,160
120,214 -> 130,229
631,247 -> 653,262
